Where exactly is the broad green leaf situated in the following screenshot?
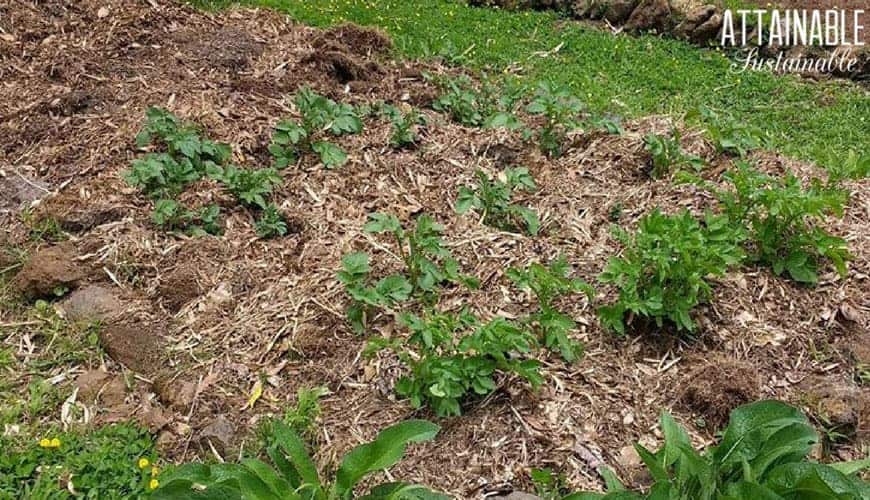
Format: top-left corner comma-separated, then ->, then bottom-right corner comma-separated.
334,420 -> 440,495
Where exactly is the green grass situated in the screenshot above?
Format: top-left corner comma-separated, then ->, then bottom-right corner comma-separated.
191,0 -> 868,165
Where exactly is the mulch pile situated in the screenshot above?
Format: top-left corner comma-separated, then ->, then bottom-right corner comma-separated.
0,0 -> 867,496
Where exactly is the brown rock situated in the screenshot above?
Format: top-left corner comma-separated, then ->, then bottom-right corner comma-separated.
803,379 -> 864,440
12,242 -> 86,299
691,12 -> 723,44
199,416 -> 235,455
98,321 -> 164,375
76,370 -> 127,407
0,169 -> 47,211
603,0 -> 639,23
153,375 -> 197,412
59,285 -> 124,322
625,0 -> 672,32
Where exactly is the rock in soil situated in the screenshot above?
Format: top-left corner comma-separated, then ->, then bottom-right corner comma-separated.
603,0 -> 639,23
678,356 -> 759,428
11,242 -> 87,299
98,321 -> 164,375
0,169 -> 47,211
75,369 -> 127,406
153,375 -> 197,412
802,377 -> 867,442
58,284 -> 124,322
624,0 -> 672,32
199,416 -> 236,456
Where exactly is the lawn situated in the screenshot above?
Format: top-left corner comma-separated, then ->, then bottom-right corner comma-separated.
192,0 -> 869,166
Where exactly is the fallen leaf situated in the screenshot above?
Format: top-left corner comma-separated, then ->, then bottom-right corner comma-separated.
245,380 -> 263,410
97,6 -> 110,18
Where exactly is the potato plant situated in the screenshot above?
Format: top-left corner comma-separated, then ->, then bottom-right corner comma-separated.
507,257 -> 594,362
338,213 -> 478,333
643,130 -> 703,179
570,401 -> 870,499
153,419 -> 445,500
369,310 -> 542,417
254,204 -> 288,239
268,87 -> 362,169
455,167 -> 540,235
525,82 -> 584,158
151,200 -> 222,236
432,74 -> 525,129
598,209 -> 745,334
713,162 -> 851,284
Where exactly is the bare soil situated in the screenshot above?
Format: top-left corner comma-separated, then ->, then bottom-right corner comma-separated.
1,0 -> 868,496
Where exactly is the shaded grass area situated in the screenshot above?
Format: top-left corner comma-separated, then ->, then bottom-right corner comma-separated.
192,0 -> 868,165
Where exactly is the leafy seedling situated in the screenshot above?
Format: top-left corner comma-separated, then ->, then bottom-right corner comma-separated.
255,204 -> 288,239
456,167 -> 540,235
370,310 -> 542,417
526,82 -> 584,158
598,209 -> 745,334
507,257 -> 594,362
643,129 -> 703,178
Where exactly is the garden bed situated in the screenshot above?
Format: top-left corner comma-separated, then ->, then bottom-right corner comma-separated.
0,0 -> 868,496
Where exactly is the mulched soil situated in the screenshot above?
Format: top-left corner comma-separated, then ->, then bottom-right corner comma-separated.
1,0 -> 868,496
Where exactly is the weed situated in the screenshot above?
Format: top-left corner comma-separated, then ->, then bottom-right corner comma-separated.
598,209 -> 745,334
456,167 -> 540,235
21,211 -> 66,243
713,162 -> 850,284
255,204 -> 289,238
258,387 -> 327,446
369,310 -> 542,416
526,82 -> 583,157
530,468 -> 570,500
643,130 -> 704,178
507,257 -> 593,362
570,401 -> 870,498
0,423 -> 157,498
154,419 -> 444,499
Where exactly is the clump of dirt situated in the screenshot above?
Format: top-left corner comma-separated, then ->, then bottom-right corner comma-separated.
678,356 -> 760,427
312,23 -> 393,57
11,242 -> 87,299
98,321 -> 165,375
36,190 -> 126,232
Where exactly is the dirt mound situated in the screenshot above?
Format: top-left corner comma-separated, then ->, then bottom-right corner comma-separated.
678,356 -> 760,427
312,23 -> 393,56
174,27 -> 265,70
11,242 -> 87,299
301,49 -> 384,83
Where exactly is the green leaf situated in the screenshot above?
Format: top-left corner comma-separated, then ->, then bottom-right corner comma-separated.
271,421 -> 321,489
334,420 -> 440,496
312,141 -> 348,168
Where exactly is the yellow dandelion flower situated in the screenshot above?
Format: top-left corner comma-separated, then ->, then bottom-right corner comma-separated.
39,438 -> 51,448
150,466 -> 159,477
49,438 -> 61,448
149,479 -> 159,490
138,457 -> 150,469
